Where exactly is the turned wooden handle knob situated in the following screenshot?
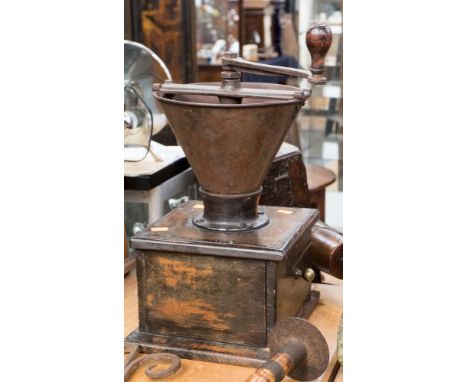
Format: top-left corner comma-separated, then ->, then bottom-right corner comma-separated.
309,222 -> 343,280
305,24 -> 332,81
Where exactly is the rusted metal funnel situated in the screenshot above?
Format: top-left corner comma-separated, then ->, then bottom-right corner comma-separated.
154,24 -> 332,231
154,84 -> 303,231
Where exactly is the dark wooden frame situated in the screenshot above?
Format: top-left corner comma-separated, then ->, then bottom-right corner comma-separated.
129,0 -> 197,83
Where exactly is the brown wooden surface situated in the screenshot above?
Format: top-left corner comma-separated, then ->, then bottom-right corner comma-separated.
197,64 -> 222,83
265,261 -> 277,333
125,255 -> 136,276
261,156 -> 336,221
309,189 -> 326,221
125,270 -> 342,381
305,24 -> 333,75
137,251 -> 267,346
305,165 -> 336,191
261,152 -> 310,209
132,0 -> 196,83
308,223 -> 343,280
130,202 -> 325,367
129,231 -> 322,363
131,202 -> 318,261
126,329 -> 270,365
276,247 -> 313,321
305,165 -> 336,221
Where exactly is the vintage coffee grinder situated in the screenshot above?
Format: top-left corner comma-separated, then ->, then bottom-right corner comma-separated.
127,24 -> 334,376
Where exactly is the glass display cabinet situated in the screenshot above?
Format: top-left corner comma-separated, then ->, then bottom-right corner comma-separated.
195,0 -> 241,81
297,0 -> 342,184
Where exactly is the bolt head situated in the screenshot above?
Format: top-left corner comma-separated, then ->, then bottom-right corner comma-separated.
304,268 -> 316,282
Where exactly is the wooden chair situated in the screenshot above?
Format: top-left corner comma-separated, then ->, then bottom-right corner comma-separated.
305,164 -> 336,221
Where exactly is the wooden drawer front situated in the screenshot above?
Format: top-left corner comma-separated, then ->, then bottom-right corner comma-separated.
138,251 -> 267,347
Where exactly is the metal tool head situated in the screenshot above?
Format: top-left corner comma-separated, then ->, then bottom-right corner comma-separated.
268,317 -> 329,381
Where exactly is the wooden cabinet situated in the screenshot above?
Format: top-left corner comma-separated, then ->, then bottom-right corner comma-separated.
127,0 -> 197,83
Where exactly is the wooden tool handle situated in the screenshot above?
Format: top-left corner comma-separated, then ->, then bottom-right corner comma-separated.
305,24 -> 332,83
309,221 -> 343,279
244,343 -> 305,382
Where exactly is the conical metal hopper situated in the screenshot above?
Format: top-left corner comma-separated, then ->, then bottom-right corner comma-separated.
152,24 -> 332,231
154,83 -> 305,231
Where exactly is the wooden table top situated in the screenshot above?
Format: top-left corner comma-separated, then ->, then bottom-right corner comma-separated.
125,270 -> 342,382
305,164 -> 337,191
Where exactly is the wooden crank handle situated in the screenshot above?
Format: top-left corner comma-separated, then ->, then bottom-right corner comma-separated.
305,24 -> 333,84
308,221 -> 343,280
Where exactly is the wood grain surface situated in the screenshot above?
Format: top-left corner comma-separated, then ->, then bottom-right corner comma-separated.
132,0 -> 196,83
125,270 -> 342,382
138,251 -> 267,346
260,152 -> 310,209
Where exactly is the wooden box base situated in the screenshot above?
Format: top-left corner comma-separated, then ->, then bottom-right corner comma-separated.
128,201 -> 320,365
125,330 -> 269,368
125,291 -> 321,368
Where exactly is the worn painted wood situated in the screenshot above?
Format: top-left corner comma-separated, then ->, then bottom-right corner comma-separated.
126,330 -> 269,367
138,251 -> 267,346
136,253 -> 148,333
130,202 -> 323,366
261,151 -> 310,209
124,270 -> 343,382
265,261 -> 277,336
131,0 -> 196,83
131,202 -> 319,262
